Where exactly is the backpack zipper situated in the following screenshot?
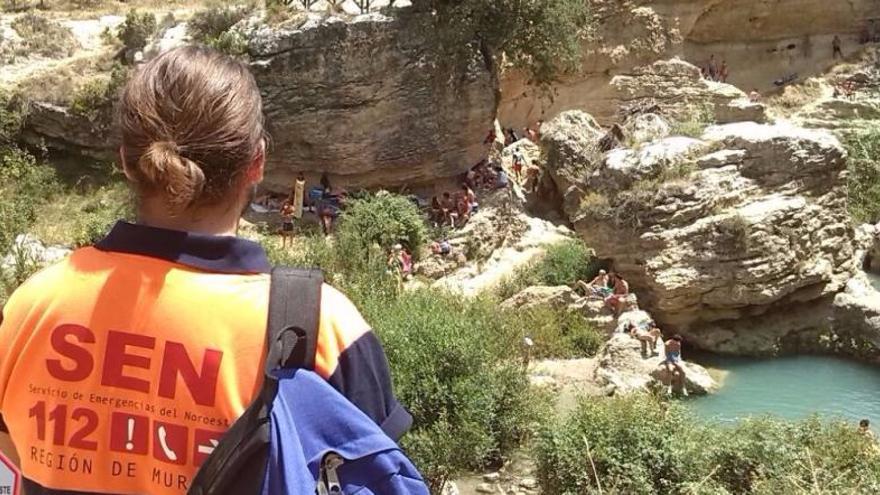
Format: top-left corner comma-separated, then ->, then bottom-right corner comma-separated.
317,453 -> 345,494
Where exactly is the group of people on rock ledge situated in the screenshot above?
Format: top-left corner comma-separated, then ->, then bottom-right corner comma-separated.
577,269 -> 689,395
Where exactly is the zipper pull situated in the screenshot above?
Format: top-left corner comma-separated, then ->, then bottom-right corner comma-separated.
317,453 -> 345,494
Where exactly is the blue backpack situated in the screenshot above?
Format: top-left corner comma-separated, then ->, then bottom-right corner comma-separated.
189,268 -> 428,495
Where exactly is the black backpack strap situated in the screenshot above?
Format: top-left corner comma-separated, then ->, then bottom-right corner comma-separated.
188,267 -> 323,495
265,267 -> 323,375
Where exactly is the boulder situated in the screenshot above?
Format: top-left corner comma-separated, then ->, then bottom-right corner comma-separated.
832,273 -> 880,357
545,112 -> 858,355
501,286 -> 578,311
2,235 -> 72,270
594,333 -> 717,396
623,112 -> 671,145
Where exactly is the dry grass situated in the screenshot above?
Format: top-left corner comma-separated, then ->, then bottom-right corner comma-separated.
7,0 -> 206,19
12,50 -> 115,104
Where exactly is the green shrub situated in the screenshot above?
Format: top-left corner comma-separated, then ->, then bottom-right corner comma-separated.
844,126 -> 880,224
118,10 -> 156,53
204,30 -> 249,56
670,103 -> 714,138
0,146 -> 59,251
68,63 -> 128,121
0,90 -> 27,145
360,289 -> 540,491
11,13 -> 78,59
509,305 -> 602,359
717,213 -> 751,251
0,239 -> 41,307
336,192 -> 427,269
535,395 -> 880,495
188,2 -> 253,46
498,239 -> 599,299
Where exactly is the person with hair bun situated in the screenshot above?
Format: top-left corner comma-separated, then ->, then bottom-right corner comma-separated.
0,45 -> 411,494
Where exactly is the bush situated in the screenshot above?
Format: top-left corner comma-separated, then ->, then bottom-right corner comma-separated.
535,395 -> 880,495
204,30 -> 249,56
336,192 -> 427,269
188,2 -> 253,50
509,305 -> 603,359
498,239 -> 599,299
844,126 -> 880,224
360,289 -> 541,492
0,90 -> 27,145
0,238 -> 41,307
670,103 -> 714,138
69,63 -> 128,120
0,147 -> 59,252
118,10 -> 156,53
717,213 -> 751,251
11,13 -> 77,59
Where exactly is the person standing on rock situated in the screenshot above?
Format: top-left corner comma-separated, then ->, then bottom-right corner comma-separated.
719,60 -> 730,83
663,334 -> 687,396
512,149 -> 525,181
630,321 -> 662,357
292,172 -> 306,220
833,35 -> 844,59
707,54 -> 719,81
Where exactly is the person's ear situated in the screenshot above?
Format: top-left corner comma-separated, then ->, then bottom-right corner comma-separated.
245,141 -> 266,184
119,146 -> 137,183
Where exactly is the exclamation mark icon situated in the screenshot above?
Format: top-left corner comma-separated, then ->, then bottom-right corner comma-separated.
125,418 -> 135,451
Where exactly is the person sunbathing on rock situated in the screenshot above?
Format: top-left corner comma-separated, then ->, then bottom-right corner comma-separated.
576,269 -> 611,298
631,320 -> 662,357
604,272 -> 630,315
663,334 -> 687,396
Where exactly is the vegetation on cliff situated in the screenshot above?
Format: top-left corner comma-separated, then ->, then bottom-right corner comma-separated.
844,125 -> 880,224
410,0 -> 592,85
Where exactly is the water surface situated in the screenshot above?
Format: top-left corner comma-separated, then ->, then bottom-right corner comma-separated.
688,354 -> 880,424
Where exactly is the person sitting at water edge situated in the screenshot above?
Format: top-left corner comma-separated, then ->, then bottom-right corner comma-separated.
859,419 -> 875,439
663,334 -> 687,396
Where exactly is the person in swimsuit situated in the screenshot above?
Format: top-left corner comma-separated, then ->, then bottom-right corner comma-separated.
631,320 -> 662,357
280,200 -> 295,248
663,334 -> 687,396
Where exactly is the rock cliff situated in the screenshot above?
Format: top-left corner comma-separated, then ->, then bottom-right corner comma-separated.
20,11 -> 497,192
542,110 -> 858,355
246,12 -> 497,191
498,0 -> 880,127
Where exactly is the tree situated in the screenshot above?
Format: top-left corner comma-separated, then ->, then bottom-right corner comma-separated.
409,0 -> 592,86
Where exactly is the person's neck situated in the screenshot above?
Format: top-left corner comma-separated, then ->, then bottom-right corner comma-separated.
137,198 -> 242,237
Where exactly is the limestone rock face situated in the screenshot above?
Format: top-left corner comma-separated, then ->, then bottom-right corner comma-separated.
501,286 -> 579,311
545,112 -> 857,355
247,12 -> 496,191
2,234 -> 72,270
594,332 -> 717,396
832,273 -> 880,358
22,102 -> 117,160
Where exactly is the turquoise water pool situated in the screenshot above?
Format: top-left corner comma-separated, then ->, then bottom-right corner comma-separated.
688,354 -> 880,424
